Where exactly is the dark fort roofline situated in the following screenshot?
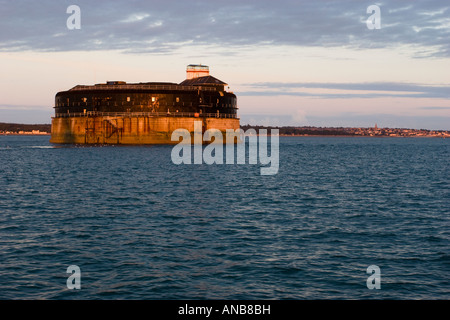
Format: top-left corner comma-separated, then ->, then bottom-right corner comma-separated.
54,75 -> 237,117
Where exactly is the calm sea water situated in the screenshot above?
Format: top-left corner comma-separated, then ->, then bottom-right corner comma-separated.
0,135 -> 448,300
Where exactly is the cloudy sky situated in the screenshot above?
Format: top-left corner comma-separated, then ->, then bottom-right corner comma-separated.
0,0 -> 449,129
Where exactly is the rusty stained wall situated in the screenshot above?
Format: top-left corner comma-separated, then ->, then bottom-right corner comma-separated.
50,116 -> 240,144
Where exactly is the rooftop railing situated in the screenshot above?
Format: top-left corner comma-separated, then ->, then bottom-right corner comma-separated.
54,112 -> 239,119
69,84 -> 217,92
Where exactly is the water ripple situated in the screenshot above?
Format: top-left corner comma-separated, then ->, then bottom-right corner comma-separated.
0,135 -> 449,299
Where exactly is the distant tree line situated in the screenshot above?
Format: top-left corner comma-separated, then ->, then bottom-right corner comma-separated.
240,125 -> 354,136
0,123 -> 51,132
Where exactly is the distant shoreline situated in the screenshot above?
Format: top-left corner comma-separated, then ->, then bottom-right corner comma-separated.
0,134 -> 446,138
1,122 -> 449,138
277,134 -> 446,138
0,122 -> 51,136
241,125 -> 450,138
0,133 -> 51,136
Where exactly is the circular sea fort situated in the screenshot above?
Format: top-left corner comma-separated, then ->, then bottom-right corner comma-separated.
50,65 -> 240,144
